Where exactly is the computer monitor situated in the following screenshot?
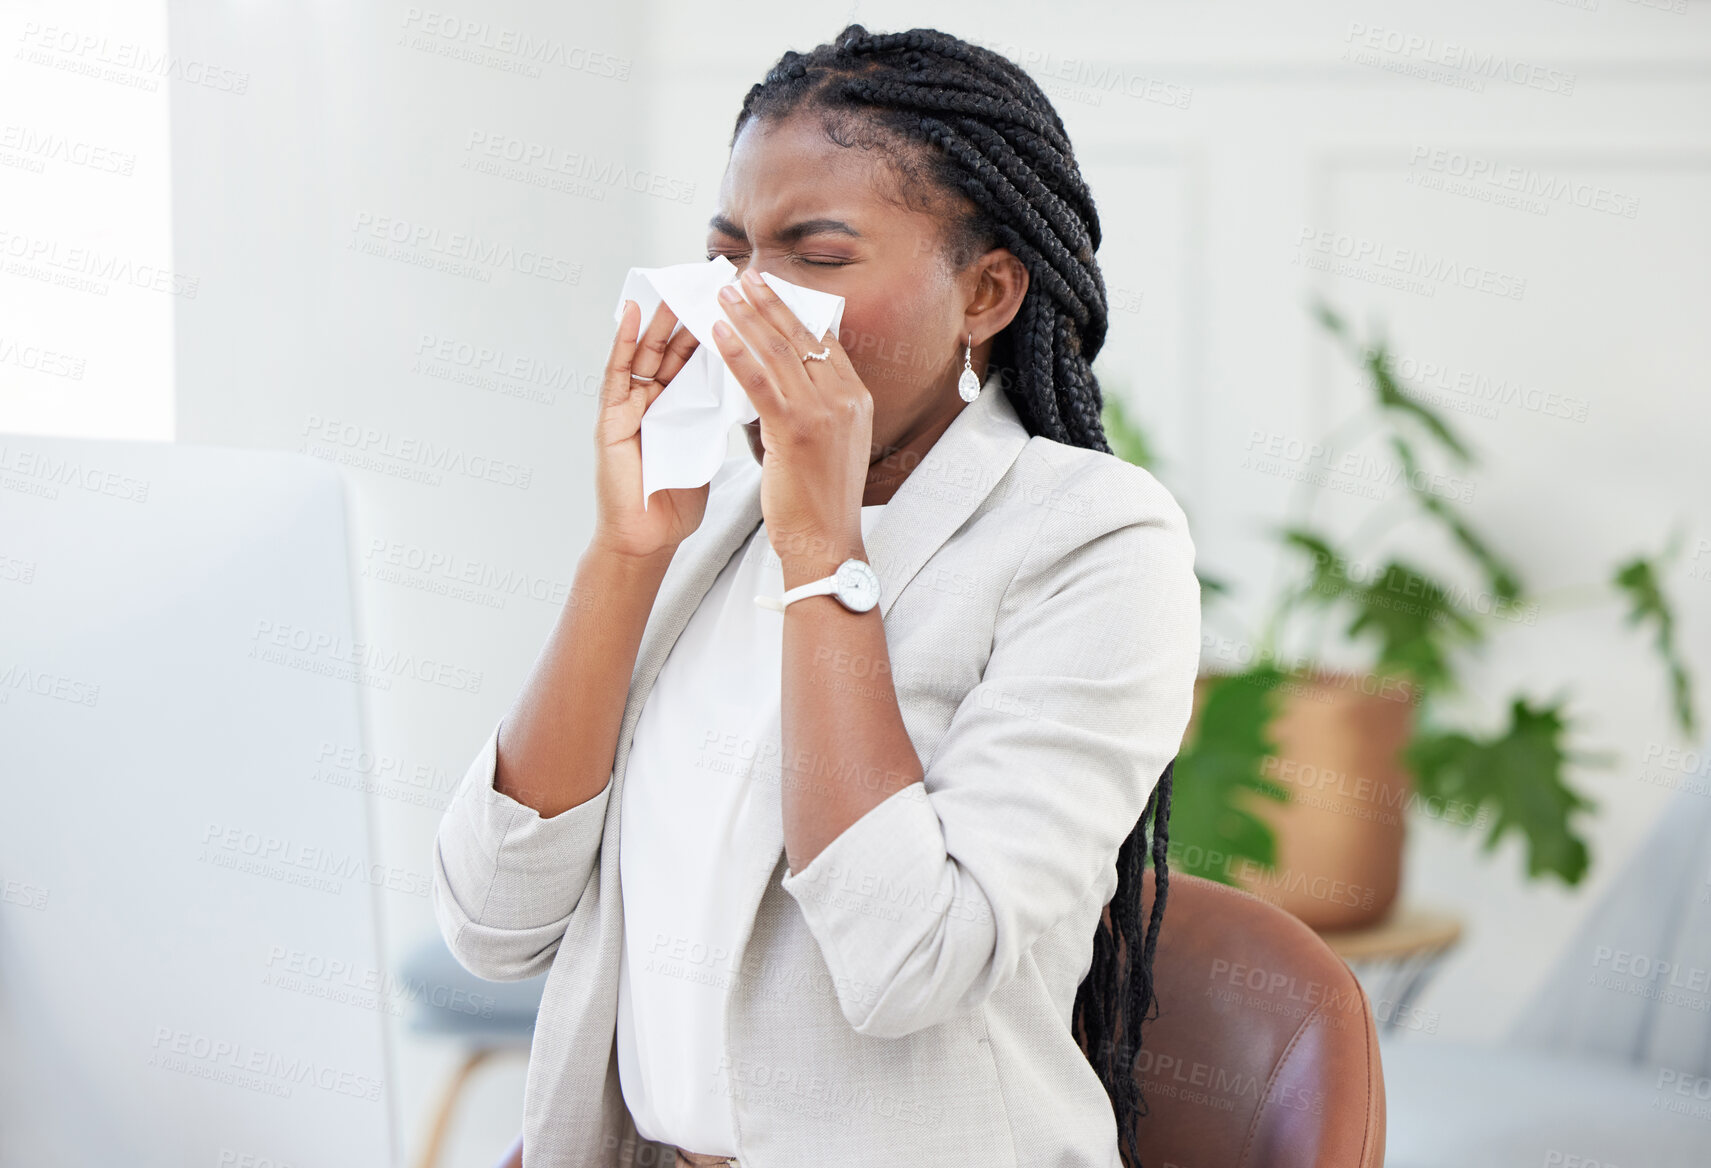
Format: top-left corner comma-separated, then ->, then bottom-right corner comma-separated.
0,435 -> 395,1166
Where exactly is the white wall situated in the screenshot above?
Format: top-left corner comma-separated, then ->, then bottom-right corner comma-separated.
8,0 -> 1710,1160
0,0 -> 177,439
165,3 -> 648,1161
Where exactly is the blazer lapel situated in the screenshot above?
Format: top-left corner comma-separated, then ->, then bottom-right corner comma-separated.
618,366 -> 1029,760
605,368 -> 1032,895
862,368 -> 1030,620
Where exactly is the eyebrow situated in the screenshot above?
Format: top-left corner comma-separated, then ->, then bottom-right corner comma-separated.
707,214 -> 863,244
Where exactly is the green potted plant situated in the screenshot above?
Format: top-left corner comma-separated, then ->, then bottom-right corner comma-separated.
1099,299 -> 1697,929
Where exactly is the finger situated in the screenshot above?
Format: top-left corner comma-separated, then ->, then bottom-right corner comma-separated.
734,270 -> 850,397
651,320 -> 701,388
602,299 -> 643,409
639,372 -> 672,413
711,313 -> 788,418
631,299 -> 680,381
736,269 -> 826,358
815,325 -> 860,386
719,283 -> 813,402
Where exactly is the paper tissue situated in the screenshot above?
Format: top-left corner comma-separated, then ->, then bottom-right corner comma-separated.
611,255 -> 846,509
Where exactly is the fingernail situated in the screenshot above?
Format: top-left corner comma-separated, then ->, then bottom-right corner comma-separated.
742,268 -> 762,285
713,320 -> 732,339
718,285 -> 740,303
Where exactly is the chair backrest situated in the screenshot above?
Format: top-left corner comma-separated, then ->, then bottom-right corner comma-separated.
1509,776 -> 1711,1075
1121,870 -> 1386,1168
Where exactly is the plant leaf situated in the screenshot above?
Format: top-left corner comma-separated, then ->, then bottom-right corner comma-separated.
1613,553 -> 1698,737
1167,665 -> 1291,886
1344,560 -> 1484,696
1403,696 -> 1596,884
1101,393 -> 1157,472
1278,527 -> 1355,606
1198,572 -> 1233,602
1310,294 -> 1347,338
1387,435 -> 1524,603
1364,339 -> 1473,465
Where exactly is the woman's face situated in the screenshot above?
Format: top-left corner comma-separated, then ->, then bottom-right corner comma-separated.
706,112 -> 1026,470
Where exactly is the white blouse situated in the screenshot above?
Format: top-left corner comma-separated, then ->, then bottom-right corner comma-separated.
616,503 -> 889,1154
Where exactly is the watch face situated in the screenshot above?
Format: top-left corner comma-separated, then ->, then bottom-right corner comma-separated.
835,559 -> 881,613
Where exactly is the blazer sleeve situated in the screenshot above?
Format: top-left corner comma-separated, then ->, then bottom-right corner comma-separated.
779,459 -> 1201,1039
431,719 -> 612,981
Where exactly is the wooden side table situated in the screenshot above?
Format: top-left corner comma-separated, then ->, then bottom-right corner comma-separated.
1316,906 -> 1463,1036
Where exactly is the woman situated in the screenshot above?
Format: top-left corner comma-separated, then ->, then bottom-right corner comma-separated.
432,24 -> 1201,1168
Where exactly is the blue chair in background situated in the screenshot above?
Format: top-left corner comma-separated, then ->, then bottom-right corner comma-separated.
1382,771 -> 1711,1168
403,933 -> 547,1168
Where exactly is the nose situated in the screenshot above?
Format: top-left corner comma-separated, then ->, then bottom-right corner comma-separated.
729,258 -> 776,285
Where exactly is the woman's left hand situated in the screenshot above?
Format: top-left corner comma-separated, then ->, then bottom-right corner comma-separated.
712,267 -> 874,578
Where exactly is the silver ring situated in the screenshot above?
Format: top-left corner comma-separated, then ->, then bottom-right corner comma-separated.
802,346 -> 831,363
630,373 -> 656,381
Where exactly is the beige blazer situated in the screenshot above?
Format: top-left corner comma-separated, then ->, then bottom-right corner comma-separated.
431,376 -> 1202,1167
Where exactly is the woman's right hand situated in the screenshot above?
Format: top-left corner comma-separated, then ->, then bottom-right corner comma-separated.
592,298 -> 710,562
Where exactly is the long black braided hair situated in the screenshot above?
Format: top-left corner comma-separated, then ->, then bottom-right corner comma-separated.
733,25 -> 1175,1167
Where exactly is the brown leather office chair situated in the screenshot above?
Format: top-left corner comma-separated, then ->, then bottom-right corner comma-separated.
1123,869 -> 1386,1168
486,870 -> 1385,1168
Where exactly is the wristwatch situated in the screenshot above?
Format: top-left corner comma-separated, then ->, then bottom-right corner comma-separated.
754,557 -> 881,614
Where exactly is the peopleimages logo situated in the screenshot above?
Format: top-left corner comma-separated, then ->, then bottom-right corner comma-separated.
0,443 -> 150,501
15,22 -> 251,94
1406,145 -> 1638,220
0,123 -> 137,176
199,821 -> 432,899
248,618 -> 486,694
0,228 -> 200,298
149,1026 -> 382,1102
1293,226 -> 1527,301
1341,23 -> 1576,96
462,131 -> 697,203
399,8 -> 632,80
299,414 -> 533,491
348,212 -> 580,285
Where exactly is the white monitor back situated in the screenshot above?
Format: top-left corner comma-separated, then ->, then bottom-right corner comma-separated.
0,435 -> 394,1167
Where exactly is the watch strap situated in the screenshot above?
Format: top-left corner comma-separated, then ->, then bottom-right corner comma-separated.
753,574 -> 838,612
782,576 -> 842,606
754,559 -> 874,613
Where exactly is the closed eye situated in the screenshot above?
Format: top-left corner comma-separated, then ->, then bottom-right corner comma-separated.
706,251 -> 851,268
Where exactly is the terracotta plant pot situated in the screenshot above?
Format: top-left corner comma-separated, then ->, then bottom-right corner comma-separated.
1187,667 -> 1418,931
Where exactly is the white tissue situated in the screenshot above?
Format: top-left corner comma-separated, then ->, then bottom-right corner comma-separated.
611,255 -> 846,509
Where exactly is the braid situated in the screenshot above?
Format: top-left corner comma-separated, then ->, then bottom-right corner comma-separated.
733,24 -> 1113,453
1074,764 -> 1173,1168
736,27 -> 1174,1168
